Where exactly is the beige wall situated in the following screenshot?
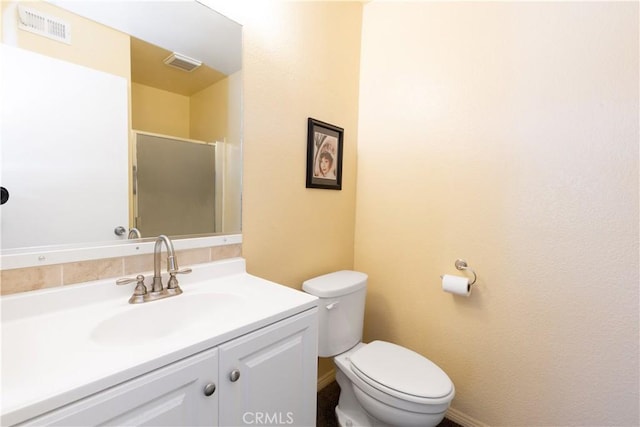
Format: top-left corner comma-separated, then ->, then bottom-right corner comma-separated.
131,78 -> 231,143
131,83 -> 191,138
222,71 -> 243,234
355,2 -> 638,425
241,2 -> 362,285
190,77 -> 229,142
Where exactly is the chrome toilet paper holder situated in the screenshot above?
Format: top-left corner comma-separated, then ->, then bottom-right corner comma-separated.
454,259 -> 477,286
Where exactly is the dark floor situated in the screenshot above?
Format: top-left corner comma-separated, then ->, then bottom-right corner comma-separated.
317,381 -> 461,427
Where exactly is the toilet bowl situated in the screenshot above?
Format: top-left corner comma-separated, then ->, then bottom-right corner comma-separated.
303,271 -> 455,427
334,342 -> 454,426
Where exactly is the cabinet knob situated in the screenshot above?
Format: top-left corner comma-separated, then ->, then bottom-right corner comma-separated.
203,383 -> 216,396
229,369 -> 241,382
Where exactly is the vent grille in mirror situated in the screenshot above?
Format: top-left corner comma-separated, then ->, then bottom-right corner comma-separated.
18,5 -> 71,45
163,53 -> 202,72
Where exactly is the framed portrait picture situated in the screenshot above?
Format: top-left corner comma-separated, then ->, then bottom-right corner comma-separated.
306,118 -> 344,190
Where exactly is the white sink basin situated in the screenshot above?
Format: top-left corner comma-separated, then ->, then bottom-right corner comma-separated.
91,293 -> 245,346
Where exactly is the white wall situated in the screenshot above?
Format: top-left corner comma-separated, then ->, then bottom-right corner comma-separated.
355,2 -> 639,425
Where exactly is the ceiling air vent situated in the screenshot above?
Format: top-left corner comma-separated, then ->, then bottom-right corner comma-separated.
163,52 -> 202,72
17,5 -> 71,45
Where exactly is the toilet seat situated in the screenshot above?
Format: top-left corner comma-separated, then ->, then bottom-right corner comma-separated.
350,341 -> 454,404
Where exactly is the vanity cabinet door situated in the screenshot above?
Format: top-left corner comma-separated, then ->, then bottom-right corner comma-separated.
21,348 -> 219,427
218,309 -> 318,426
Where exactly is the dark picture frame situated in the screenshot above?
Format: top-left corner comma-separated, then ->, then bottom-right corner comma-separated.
306,118 -> 344,190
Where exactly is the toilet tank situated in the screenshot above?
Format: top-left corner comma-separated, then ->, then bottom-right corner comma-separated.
302,270 -> 367,357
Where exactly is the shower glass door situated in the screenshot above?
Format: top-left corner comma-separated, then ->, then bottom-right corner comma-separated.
135,133 -> 216,237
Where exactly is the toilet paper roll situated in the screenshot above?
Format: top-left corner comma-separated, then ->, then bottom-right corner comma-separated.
442,274 -> 471,296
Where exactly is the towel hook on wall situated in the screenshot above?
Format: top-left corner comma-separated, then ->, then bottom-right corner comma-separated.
454,259 -> 477,286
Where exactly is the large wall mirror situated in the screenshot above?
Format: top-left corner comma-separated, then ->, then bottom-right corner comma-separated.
1,0 -> 242,268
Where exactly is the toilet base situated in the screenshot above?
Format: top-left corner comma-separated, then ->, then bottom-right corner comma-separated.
335,368 -> 376,427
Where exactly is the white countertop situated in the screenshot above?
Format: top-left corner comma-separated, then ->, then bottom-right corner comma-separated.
1,258 -> 318,426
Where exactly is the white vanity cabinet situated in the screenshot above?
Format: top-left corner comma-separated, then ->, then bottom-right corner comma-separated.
1,259 -> 320,427
219,309 -> 318,426
17,309 -> 317,427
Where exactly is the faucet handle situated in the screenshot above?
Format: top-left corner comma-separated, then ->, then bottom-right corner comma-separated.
116,274 -> 144,286
167,268 -> 192,291
116,275 -> 148,300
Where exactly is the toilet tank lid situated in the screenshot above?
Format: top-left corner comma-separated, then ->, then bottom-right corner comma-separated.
302,270 -> 367,298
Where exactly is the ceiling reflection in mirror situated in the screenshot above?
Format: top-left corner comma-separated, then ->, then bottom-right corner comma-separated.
0,1 -> 242,257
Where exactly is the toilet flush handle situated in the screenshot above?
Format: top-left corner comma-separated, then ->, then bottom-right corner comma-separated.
326,301 -> 340,310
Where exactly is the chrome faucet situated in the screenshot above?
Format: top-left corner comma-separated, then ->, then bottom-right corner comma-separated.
127,227 -> 142,239
116,234 -> 191,304
151,234 -> 191,295
151,234 -> 178,293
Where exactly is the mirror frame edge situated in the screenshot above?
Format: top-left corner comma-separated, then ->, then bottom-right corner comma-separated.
1,234 -> 242,270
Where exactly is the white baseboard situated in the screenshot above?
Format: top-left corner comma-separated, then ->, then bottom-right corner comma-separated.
317,368 -> 336,392
446,406 -> 488,427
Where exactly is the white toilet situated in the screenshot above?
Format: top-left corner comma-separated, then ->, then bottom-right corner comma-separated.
303,270 -> 455,427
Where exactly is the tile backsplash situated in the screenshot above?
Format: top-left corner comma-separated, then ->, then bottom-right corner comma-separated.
0,244 -> 242,296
